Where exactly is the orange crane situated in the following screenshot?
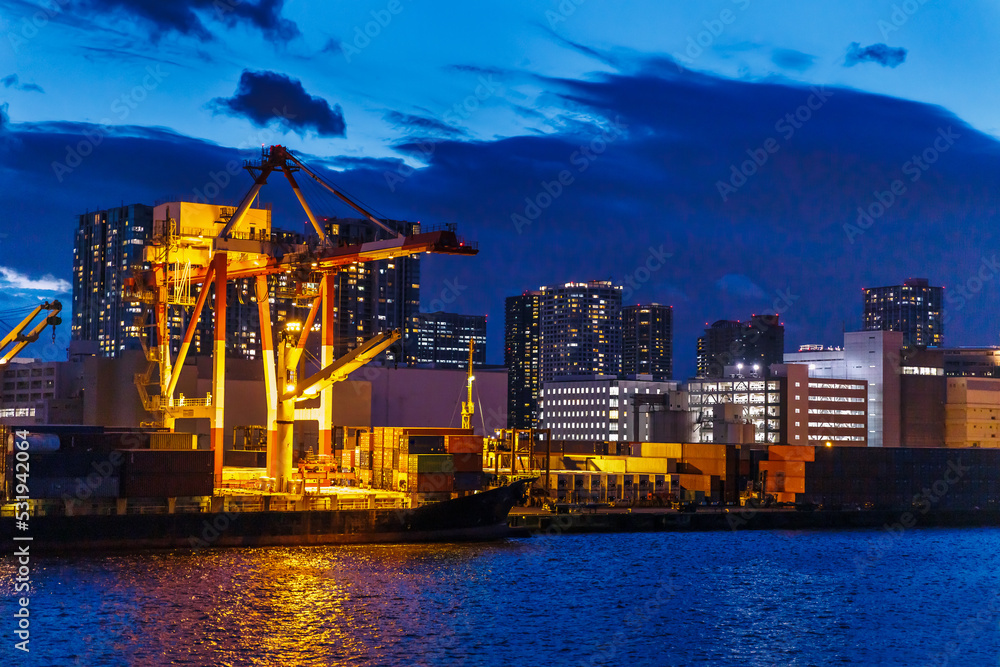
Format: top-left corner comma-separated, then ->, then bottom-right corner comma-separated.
134,145 -> 477,489
0,301 -> 62,365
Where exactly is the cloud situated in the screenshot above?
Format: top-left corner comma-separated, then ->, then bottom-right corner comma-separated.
383,110 -> 467,138
75,0 -> 299,42
0,103 -> 8,129
2,74 -> 44,93
209,70 -> 346,137
771,49 -> 816,72
321,37 -> 342,54
0,267 -> 71,292
716,274 -> 767,300
3,54 -> 1000,376
845,42 -> 907,68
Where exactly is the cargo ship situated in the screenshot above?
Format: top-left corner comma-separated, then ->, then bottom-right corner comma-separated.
0,426 -> 533,554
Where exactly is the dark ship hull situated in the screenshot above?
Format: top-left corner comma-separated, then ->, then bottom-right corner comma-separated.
1,480 -> 532,554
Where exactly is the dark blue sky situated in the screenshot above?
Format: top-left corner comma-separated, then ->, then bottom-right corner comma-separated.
2,0 -> 1000,378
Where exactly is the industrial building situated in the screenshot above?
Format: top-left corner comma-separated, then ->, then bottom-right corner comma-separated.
863,277 -> 943,347
784,331 -> 903,447
406,311 -> 486,368
696,314 -> 784,378
687,363 -> 868,445
621,304 -> 673,380
538,374 -> 679,442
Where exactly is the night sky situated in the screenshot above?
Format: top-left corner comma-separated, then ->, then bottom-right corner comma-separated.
2,0 -> 1000,378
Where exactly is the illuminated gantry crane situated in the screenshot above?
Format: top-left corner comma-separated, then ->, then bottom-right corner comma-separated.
134,145 -> 477,489
461,339 -> 475,430
0,301 -> 62,365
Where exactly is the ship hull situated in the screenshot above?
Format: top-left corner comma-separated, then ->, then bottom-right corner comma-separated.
0,480 -> 532,554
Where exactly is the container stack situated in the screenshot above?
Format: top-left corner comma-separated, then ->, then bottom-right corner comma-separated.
448,434 -> 484,491
760,445 -> 813,503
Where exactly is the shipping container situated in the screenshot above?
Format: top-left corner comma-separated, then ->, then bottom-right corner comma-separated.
768,445 -> 816,462
407,454 -> 454,474
118,450 -> 213,474
121,472 -> 213,497
447,435 -> 484,454
454,471 -> 483,491
682,443 -> 726,460
406,435 -> 447,455
411,472 -> 454,493
29,475 -> 120,499
149,433 -> 197,450
452,453 -> 483,473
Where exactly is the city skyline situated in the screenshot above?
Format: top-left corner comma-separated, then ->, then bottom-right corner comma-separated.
4,1 -> 1000,381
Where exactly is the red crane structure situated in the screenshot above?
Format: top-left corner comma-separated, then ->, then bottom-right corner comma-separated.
132,145 -> 477,490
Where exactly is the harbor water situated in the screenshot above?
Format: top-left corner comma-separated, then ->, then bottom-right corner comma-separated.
2,528 -> 1000,666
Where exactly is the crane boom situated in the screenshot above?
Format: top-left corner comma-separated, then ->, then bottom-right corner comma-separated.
0,300 -> 62,365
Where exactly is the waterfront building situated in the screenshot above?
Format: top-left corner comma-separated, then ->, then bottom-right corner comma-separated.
863,277 -> 943,347
538,374 -> 679,442
622,304 -> 673,380
686,363 -> 868,445
696,315 -> 783,378
405,311 -> 487,368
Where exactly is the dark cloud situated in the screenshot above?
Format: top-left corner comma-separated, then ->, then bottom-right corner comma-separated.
771,48 -> 816,72
384,111 -> 467,138
2,74 -> 44,93
74,0 -> 299,42
210,70 -> 346,137
845,42 -> 907,68
4,56 -> 1000,375
321,37 -> 342,54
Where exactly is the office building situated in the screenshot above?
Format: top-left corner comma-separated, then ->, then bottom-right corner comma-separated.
863,277 -> 943,347
505,291 -> 541,429
406,311 -> 486,368
622,304 -> 672,380
539,374 -> 678,442
696,315 -> 784,378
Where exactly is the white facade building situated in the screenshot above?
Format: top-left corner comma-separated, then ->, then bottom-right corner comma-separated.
539,374 -> 678,441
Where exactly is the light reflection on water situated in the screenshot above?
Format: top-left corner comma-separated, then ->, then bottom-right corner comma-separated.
2,529 -> 1000,666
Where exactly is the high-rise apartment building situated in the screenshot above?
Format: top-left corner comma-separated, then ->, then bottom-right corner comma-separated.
72,204 -> 154,356
863,278 -> 943,347
622,304 -> 672,380
505,281 -> 623,428
324,218 -> 420,360
406,311 -> 486,368
538,281 -> 623,383
696,314 -> 784,378
505,291 -> 541,429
